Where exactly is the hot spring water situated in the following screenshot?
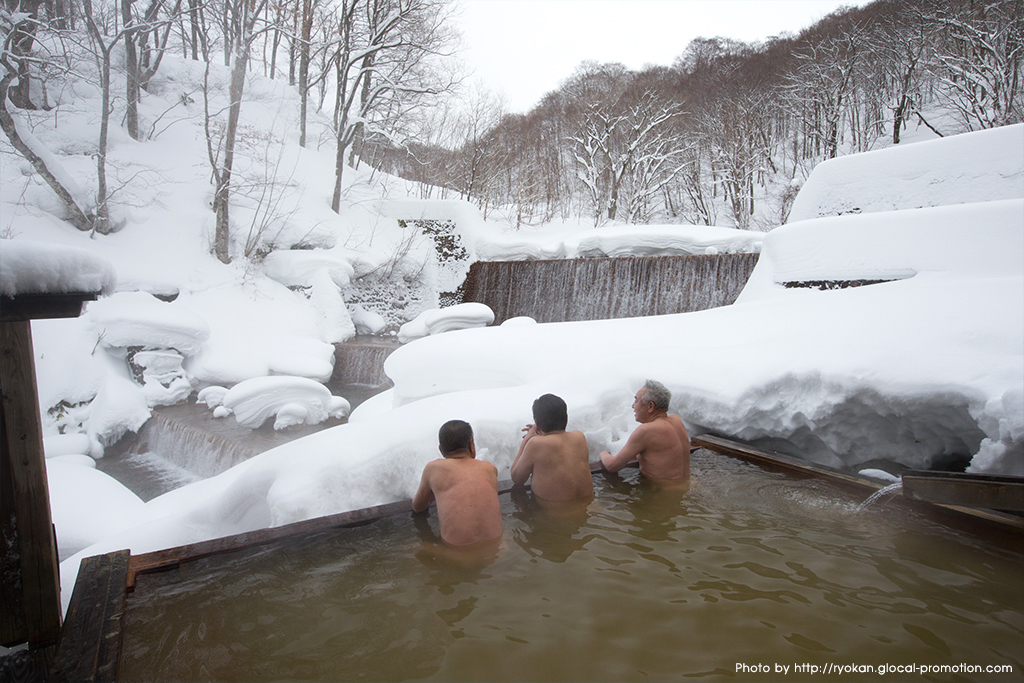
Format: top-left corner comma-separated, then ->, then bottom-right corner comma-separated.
117,451 -> 1023,682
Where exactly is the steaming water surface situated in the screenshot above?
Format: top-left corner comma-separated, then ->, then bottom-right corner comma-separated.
119,451 -> 1023,682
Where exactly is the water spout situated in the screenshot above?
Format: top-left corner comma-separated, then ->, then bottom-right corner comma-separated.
857,481 -> 904,512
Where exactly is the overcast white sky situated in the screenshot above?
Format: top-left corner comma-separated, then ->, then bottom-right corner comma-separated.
456,0 -> 864,113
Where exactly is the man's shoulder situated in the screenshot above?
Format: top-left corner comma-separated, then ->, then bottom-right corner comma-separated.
469,458 -> 498,475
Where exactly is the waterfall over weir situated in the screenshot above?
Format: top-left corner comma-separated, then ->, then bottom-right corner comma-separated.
102,402 -> 349,498
332,337 -> 399,387
461,253 -> 760,324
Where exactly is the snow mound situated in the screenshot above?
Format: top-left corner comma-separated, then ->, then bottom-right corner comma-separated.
397,302 -> 495,343
261,249 -> 355,288
87,291 -> 210,355
46,456 -> 145,561
176,283 -> 338,384
739,198 -> 1024,294
474,224 -> 763,261
789,123 -> 1024,222
43,433 -> 93,458
351,304 -> 387,335
0,239 -> 116,297
213,376 -> 351,429
86,371 -> 152,454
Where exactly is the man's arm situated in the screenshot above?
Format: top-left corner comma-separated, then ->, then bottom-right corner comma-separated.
411,464 -> 435,513
510,439 -> 536,486
510,424 -> 538,486
600,426 -> 648,473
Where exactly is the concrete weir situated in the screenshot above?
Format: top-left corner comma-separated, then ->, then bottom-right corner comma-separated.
461,253 -> 760,324
331,336 -> 399,387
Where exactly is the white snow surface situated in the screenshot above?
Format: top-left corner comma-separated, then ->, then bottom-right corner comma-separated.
46,456 -> 145,561
0,240 -> 116,297
397,302 -> 495,343
2,52 -> 1017,613
788,123 -> 1024,222
87,291 -> 210,355
214,376 -> 350,430
473,223 -> 763,261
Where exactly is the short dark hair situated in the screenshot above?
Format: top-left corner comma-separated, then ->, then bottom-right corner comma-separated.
439,419 -> 473,455
643,380 -> 671,411
532,394 -> 568,432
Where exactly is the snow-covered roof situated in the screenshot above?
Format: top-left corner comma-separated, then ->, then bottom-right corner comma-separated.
0,240 -> 116,298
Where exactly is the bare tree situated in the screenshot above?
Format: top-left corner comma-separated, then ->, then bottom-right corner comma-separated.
328,0 -> 457,212
121,0 -> 181,141
204,0 -> 268,263
0,4 -> 97,230
933,0 -> 1023,130
786,22 -> 865,160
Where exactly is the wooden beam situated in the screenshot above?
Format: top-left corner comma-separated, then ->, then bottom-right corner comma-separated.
1,402 -> 27,647
694,433 -> 1024,534
693,433 -> 884,496
901,470 -> 1024,511
51,550 -> 130,683
0,294 -> 94,322
0,320 -> 62,648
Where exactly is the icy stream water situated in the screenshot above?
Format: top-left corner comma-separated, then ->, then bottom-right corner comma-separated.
98,384 -> 385,501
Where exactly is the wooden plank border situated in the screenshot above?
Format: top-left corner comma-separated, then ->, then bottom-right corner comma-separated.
693,434 -> 1024,534
51,550 -> 130,683
126,478 -> 522,591
901,470 -> 1024,511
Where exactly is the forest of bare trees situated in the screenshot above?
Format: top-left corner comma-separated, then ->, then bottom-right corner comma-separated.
0,0 -> 459,260
1,0 -> 1021,247
375,0 -> 1022,230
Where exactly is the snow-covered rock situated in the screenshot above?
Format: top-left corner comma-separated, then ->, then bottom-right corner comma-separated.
46,456 -> 146,561
214,376 -> 350,430
87,291 -> 209,355
397,302 -> 494,343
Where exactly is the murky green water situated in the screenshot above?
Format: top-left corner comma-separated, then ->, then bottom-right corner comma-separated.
120,452 -> 1024,682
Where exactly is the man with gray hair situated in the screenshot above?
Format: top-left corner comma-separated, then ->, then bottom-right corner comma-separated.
600,380 -> 690,481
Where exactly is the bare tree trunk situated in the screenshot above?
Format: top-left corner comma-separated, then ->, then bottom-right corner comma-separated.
0,72 -> 93,231
82,0 -> 112,232
269,1 -> 283,78
122,0 -> 140,140
213,43 -> 249,263
298,0 -> 314,146
6,0 -> 43,110
189,0 -> 199,59
53,0 -> 68,30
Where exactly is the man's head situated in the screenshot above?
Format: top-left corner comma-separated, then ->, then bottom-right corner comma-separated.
632,379 -> 671,422
532,393 -> 568,433
438,419 -> 474,456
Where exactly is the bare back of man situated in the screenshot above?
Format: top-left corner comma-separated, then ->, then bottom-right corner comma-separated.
600,383 -> 691,482
413,455 -> 503,546
511,428 -> 592,501
628,414 -> 690,481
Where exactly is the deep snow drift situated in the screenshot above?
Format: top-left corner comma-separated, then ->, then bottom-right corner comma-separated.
35,123 -> 1023,610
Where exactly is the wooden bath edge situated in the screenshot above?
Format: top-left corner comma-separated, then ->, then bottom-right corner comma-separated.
693,433 -> 1024,535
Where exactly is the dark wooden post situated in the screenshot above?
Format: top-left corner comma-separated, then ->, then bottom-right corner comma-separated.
0,318 -> 63,648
